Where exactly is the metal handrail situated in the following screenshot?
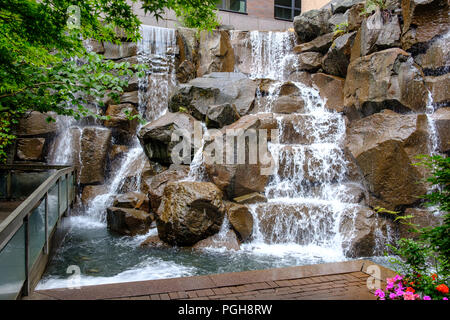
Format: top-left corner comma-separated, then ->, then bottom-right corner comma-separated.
0,166 -> 74,250
0,165 -> 76,298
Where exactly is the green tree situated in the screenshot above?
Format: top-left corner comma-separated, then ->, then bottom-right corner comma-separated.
0,0 -> 218,162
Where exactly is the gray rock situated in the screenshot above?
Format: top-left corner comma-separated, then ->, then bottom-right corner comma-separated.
322,31 -> 357,77
293,9 -> 332,43
138,112 -> 197,166
103,42 -> 137,60
169,72 -> 257,120
206,103 -> 240,128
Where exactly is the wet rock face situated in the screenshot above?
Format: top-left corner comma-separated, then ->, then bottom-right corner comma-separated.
350,10 -> 402,60
104,103 -> 138,143
197,30 -> 235,77
226,202 -> 254,242
430,107 -> 450,153
340,206 -> 396,258
204,113 -> 276,199
206,103 -> 240,128
106,207 -> 154,236
113,191 -> 150,212
293,33 -> 334,55
346,110 -> 429,210
156,181 -> 225,246
322,31 -> 357,77
16,138 -> 45,161
294,9 -> 332,43
311,73 -> 345,113
17,111 -> 58,136
81,185 -> 108,206
79,127 -> 111,185
138,112 -> 196,166
146,164 -> 190,212
344,48 -> 428,120
401,0 -> 449,51
168,72 -> 257,120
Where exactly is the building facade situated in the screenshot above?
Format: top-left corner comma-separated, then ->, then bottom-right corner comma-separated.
132,0 -> 330,31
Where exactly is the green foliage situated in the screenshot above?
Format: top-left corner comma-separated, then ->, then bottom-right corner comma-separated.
172,1 -> 219,31
0,0 -> 218,163
386,155 -> 449,296
333,21 -> 349,37
360,0 -> 387,17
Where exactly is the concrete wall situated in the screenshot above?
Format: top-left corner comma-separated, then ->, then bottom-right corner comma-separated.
302,0 -> 331,12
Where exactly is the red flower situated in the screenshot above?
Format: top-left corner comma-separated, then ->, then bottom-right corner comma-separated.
431,273 -> 438,281
436,284 -> 449,294
406,287 -> 415,293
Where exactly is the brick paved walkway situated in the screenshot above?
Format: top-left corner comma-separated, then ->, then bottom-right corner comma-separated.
26,259 -> 395,300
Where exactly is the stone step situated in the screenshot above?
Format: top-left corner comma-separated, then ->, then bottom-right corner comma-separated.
251,201 -> 358,245
276,113 -> 345,144
270,144 -> 349,184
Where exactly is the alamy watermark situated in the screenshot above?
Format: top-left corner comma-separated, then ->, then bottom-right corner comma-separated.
170,120 -> 279,175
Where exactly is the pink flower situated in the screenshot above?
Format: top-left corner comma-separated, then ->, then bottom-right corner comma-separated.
386,282 -> 394,290
386,277 -> 395,284
403,292 -> 416,300
394,275 -> 403,282
375,289 -> 385,299
423,296 -> 431,300
389,293 -> 397,299
443,297 -> 448,300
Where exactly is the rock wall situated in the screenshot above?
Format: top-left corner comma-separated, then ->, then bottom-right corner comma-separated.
13,1 -> 449,256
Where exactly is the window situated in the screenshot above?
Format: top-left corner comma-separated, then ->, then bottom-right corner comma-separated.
217,0 -> 247,14
274,0 -> 301,21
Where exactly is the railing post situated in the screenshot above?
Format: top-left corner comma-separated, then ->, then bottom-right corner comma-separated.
23,214 -> 30,296
57,177 -> 61,217
44,193 -> 49,255
65,173 -> 69,217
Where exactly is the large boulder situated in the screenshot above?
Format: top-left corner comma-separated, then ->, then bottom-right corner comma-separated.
311,73 -> 345,113
204,113 -> 276,199
176,28 -> 198,83
156,181 -> 226,246
350,10 -> 401,60
113,191 -> 150,212
322,31 -> 357,77
293,9 -> 332,43
192,229 -> 241,251
138,112 -> 197,165
226,202 -> 253,242
146,164 -> 190,212
205,103 -> 240,128
344,48 -> 428,120
401,0 -> 449,51
104,103 -> 138,143
17,111 -> 58,137
293,33 -> 334,54
168,72 -> 257,120
295,52 -> 323,72
346,110 -> 430,209
79,127 -> 111,185
15,138 -> 45,161
106,207 -> 154,236
197,30 -> 235,77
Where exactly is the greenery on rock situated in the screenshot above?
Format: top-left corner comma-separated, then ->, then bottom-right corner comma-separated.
0,0 -> 218,163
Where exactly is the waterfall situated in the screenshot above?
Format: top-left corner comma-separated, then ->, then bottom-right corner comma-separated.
228,30 -> 362,260
425,91 -> 440,156
137,25 -> 176,122
83,25 -> 177,221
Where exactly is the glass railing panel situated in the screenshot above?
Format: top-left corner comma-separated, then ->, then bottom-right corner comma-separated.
0,224 -> 26,300
11,171 -> 54,199
48,184 -> 59,229
59,177 -> 67,214
28,200 -> 46,269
